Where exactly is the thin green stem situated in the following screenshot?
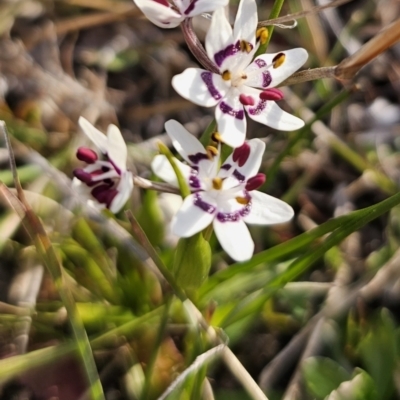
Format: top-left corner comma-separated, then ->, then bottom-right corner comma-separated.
255,0 -> 285,56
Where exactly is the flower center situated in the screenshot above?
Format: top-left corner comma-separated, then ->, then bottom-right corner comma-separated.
222,69 -> 247,88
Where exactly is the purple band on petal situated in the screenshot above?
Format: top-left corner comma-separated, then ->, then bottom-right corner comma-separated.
221,164 -> 231,170
106,157 -> 121,175
255,59 -> 267,68
201,72 -> 223,101
262,71 -> 272,88
248,99 -> 268,116
220,102 -> 244,120
233,169 -> 245,182
216,199 -> 252,222
184,0 -> 198,15
193,193 -> 216,214
189,175 -> 201,189
188,152 -> 208,164
214,41 -> 240,67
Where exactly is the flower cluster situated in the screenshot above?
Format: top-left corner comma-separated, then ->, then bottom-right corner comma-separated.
152,120 -> 294,261
73,0 -> 307,261
73,117 -> 133,214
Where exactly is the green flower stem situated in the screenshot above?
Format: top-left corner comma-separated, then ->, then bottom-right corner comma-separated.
255,0 -> 285,57
158,142 -> 190,198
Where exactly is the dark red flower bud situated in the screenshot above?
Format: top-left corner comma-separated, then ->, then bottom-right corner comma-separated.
232,142 -> 251,167
73,169 -> 93,184
91,184 -> 118,208
239,94 -> 255,106
259,88 -> 284,101
245,173 -> 266,191
76,147 -> 98,164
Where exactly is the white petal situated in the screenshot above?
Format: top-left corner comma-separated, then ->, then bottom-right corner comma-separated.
205,7 -> 233,69
133,0 -> 183,28
245,99 -> 305,131
172,68 -> 228,107
245,48 -> 308,89
215,91 -> 246,148
243,191 -> 294,225
106,124 -> 127,172
185,0 -> 229,17
171,193 -> 216,237
165,120 -> 206,163
233,0 -> 258,48
110,171 -> 134,213
213,219 -> 254,261
222,138 -> 265,184
78,117 -> 108,153
151,154 -> 192,186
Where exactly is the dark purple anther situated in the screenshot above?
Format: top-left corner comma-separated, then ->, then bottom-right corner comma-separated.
239,94 -> 255,106
91,184 -> 118,208
76,147 -> 98,164
73,169 -> 93,184
245,173 -> 266,191
221,163 -> 231,170
259,88 -> 284,101
233,143 -> 251,167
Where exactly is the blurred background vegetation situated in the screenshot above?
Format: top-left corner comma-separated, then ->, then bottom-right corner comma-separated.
0,0 -> 400,399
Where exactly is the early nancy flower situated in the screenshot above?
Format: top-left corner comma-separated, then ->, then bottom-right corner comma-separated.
152,120 -> 294,262
73,117 -> 134,213
133,0 -> 228,29
172,0 -> 308,148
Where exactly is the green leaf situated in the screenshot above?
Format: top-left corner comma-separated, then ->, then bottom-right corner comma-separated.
173,232 -> 212,291
302,357 -> 351,399
357,310 -> 397,399
326,370 -> 378,400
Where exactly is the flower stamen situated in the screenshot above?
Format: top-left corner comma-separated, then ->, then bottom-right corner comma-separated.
212,177 -> 223,190
206,145 -> 218,159
222,70 -> 231,81
240,40 -> 252,53
236,196 -> 250,205
256,28 -> 269,45
272,53 -> 286,68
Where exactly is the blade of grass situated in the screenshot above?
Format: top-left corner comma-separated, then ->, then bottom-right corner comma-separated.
220,189 -> 400,327
0,121 -> 105,400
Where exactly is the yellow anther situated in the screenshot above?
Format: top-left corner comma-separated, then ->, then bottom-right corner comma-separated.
273,53 -> 286,68
256,28 -> 269,45
206,145 -> 218,159
222,70 -> 231,81
212,177 -> 223,190
211,132 -> 223,143
240,40 -> 252,53
236,196 -> 250,205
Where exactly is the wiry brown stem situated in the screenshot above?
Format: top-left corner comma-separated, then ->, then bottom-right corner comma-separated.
181,18 -> 219,74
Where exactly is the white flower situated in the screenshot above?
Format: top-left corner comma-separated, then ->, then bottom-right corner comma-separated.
172,0 -> 308,148
73,117 -> 134,214
152,120 -> 294,262
133,0 -> 228,29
